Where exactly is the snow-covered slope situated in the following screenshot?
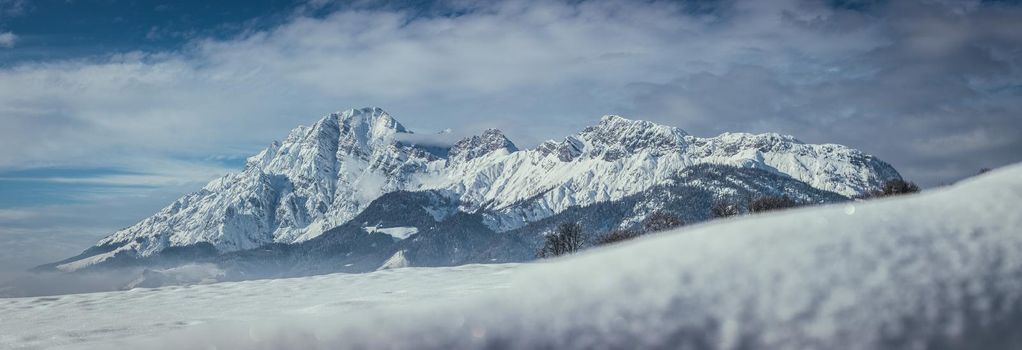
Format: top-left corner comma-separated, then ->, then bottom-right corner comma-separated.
61,107 -> 900,268
5,163 -> 1019,350
377,250 -> 410,270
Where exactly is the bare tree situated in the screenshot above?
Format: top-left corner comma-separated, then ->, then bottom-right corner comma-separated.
878,179 -> 920,197
710,200 -> 740,218
641,211 -> 684,233
857,179 -> 921,199
538,222 -> 585,258
748,196 -> 798,213
595,229 -> 641,245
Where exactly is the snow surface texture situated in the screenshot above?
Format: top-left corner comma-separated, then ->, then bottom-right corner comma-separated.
68,107 -> 899,268
0,265 -> 519,349
4,163 -> 1020,350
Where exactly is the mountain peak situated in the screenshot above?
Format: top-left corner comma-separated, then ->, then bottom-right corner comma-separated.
449,128 -> 518,162
330,107 -> 406,133
593,115 -> 687,135
599,114 -> 628,123
571,115 -> 689,160
321,107 -> 407,159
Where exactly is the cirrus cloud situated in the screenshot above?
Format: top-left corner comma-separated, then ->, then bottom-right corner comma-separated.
0,32 -> 16,48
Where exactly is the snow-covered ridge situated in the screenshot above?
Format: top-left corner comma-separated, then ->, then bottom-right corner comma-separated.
448,129 -> 518,163
68,107 -> 900,266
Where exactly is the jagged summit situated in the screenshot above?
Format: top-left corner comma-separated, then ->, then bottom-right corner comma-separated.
535,115 -> 689,162
574,115 -> 689,160
246,107 -> 407,169
536,136 -> 585,162
596,115 -> 689,135
449,129 -> 519,162
56,107 -> 903,271
332,107 -> 408,157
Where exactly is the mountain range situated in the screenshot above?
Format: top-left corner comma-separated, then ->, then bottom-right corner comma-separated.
43,107 -> 902,278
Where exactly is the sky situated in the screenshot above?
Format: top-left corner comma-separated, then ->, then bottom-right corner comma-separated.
0,0 -> 1020,278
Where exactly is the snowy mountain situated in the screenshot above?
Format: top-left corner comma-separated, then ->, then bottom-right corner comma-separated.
50,107 -> 901,272
28,164 -> 847,284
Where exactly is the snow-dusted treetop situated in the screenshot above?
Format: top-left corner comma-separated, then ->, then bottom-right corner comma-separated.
81,107 -> 900,261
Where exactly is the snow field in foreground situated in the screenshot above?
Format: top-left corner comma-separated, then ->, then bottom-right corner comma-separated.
0,264 -> 519,349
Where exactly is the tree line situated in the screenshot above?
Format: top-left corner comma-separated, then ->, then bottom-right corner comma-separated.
539,178 -> 920,258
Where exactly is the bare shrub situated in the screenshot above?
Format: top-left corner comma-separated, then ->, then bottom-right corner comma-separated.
881,179 -> 920,196
748,196 -> 798,213
595,229 -> 641,245
641,212 -> 684,233
538,222 -> 585,258
710,201 -> 740,218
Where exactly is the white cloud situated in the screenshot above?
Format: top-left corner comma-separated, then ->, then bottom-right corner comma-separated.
0,32 -> 16,48
0,208 -> 38,221
0,158 -> 235,188
0,0 -> 27,17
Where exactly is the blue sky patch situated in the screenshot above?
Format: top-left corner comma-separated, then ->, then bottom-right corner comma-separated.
0,167 -> 153,207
